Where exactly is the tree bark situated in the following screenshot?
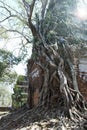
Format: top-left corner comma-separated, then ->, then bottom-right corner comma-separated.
27,42 -> 87,121
23,0 -> 87,121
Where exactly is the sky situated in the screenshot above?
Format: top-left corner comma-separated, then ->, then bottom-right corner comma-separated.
0,0 -> 33,75
76,0 -> 87,20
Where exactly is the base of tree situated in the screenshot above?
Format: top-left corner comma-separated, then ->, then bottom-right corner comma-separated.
27,43 -> 87,122
0,104 -> 87,130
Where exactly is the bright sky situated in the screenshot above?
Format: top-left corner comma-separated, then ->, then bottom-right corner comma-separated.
0,0 -> 32,75
75,0 -> 87,20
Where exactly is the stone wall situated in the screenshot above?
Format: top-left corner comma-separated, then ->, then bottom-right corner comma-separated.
78,47 -> 87,100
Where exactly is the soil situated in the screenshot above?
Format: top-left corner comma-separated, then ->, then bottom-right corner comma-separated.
0,105 -> 87,130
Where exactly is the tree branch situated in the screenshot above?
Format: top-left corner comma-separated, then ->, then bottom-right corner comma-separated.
0,0 -> 22,16
0,5 -> 27,24
22,0 -> 36,20
0,5 -> 11,15
0,29 -> 30,43
22,0 -> 42,40
41,0 -> 50,19
0,15 -> 16,23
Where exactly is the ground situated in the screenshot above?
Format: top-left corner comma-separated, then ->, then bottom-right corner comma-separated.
0,105 -> 87,130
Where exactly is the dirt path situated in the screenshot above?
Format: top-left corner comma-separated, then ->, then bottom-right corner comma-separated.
0,106 -> 86,130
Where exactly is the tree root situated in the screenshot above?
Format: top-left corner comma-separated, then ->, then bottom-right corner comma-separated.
28,43 -> 87,122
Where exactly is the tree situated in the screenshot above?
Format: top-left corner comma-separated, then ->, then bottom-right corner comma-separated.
0,49 -> 19,82
25,0 -> 87,121
0,0 -> 87,121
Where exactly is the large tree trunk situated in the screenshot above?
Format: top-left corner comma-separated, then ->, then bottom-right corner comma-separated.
27,42 -> 87,121
22,0 -> 87,121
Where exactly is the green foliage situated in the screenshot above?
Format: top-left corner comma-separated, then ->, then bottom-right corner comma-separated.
0,49 -> 20,79
0,71 -> 17,83
0,62 -> 7,77
0,49 -> 21,65
13,84 -> 22,93
12,75 -> 28,109
12,84 -> 27,109
16,75 -> 25,85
